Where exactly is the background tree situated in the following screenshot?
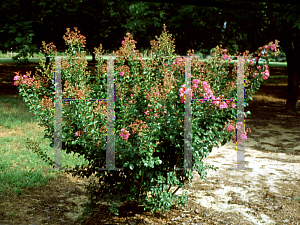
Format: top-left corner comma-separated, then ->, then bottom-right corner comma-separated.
260,3 -> 300,113
0,0 -> 140,67
216,1 -> 300,113
0,0 -> 84,68
120,2 -> 240,56
0,0 -> 294,65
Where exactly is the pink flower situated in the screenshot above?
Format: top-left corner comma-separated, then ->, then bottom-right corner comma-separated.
22,81 -> 26,84
130,94 -> 134,97
129,100 -> 132,103
125,98 -> 128,100
120,71 -> 125,76
223,49 -> 227,53
203,86 -> 210,93
231,103 -> 235,108
120,128 -> 130,140
145,110 -> 149,115
236,122 -> 243,131
126,32 -> 131,35
122,41 -> 124,45
75,132 -> 79,137
222,55 -> 228,60
192,79 -> 200,84
139,57 -> 143,60
163,111 -> 167,114
212,99 -> 220,106
192,84 -> 198,89
14,75 -> 20,81
23,75 -> 27,78
179,91 -> 184,98
219,102 -> 227,109
226,125 -> 234,132
236,132 -> 247,143
265,70 -> 269,76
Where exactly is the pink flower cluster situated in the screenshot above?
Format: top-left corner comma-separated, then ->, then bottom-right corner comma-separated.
13,74 -> 34,86
265,43 -> 277,52
120,128 -> 130,140
251,65 -> 270,80
225,122 -> 251,144
75,130 -> 87,137
179,79 -> 235,109
121,33 -> 135,45
222,49 -> 232,61
172,58 -> 187,66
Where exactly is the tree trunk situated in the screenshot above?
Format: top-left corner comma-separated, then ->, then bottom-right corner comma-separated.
88,48 -> 96,63
45,53 -> 50,66
89,49 -> 96,63
281,31 -> 300,113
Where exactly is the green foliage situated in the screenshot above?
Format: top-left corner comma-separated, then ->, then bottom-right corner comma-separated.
1,0 -> 297,70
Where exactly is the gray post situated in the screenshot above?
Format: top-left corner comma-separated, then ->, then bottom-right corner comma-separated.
54,56 -> 63,170
176,56 -> 193,171
98,56 -> 123,171
228,56 -> 253,171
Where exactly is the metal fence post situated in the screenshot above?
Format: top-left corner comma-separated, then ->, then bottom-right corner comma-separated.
228,56 -> 253,171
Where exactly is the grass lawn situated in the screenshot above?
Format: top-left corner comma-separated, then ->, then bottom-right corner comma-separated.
0,49 -> 287,67
0,94 -> 91,200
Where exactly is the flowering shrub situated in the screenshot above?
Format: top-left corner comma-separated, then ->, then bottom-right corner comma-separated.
15,25 -> 279,219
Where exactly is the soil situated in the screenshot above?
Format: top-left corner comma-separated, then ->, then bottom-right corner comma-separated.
0,60 -> 300,225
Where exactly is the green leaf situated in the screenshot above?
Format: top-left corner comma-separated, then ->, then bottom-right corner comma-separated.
123,161 -> 129,167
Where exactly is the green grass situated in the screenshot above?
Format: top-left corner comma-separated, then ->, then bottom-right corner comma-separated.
0,50 -> 287,67
0,95 -> 90,200
0,50 -> 288,201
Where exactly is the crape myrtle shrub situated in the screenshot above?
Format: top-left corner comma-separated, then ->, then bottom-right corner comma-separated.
17,25 -> 270,219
